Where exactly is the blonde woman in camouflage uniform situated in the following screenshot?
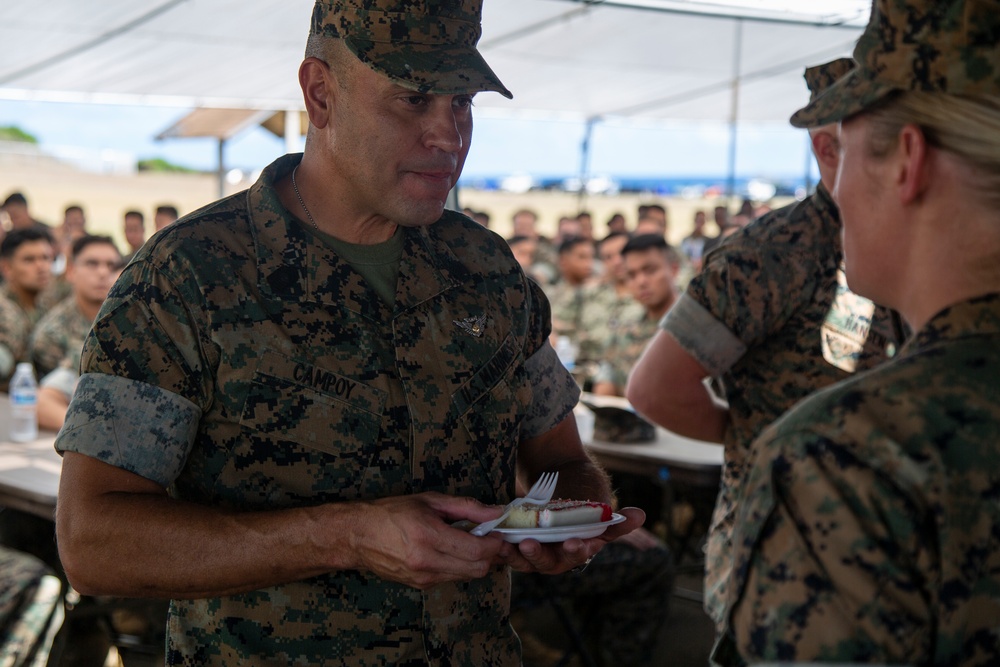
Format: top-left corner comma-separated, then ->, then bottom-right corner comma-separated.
721,0 -> 1000,663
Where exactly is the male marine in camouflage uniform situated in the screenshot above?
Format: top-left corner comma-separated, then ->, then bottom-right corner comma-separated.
0,291 -> 31,390
627,57 -> 903,628
30,235 -> 122,378
546,237 -> 595,333
577,232 -> 645,381
53,2 -> 642,666
723,0 -> 1000,662
592,235 -> 680,396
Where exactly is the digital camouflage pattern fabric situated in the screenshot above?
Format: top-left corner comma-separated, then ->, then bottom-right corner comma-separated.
546,281 -> 584,338
311,0 -> 511,98
512,539 -> 674,666
56,153 -> 579,666
803,57 -> 854,103
593,312 -> 659,391
792,0 -> 1000,127
0,291 -> 31,387
0,546 -> 64,667
661,184 -> 902,626
725,293 -> 1000,665
579,281 -> 644,374
30,296 -> 92,379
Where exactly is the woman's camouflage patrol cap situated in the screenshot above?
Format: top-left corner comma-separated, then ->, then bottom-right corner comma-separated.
310,0 -> 512,99
791,0 -> 1000,128
804,58 -> 855,105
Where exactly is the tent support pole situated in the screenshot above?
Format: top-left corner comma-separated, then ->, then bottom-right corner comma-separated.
726,18 -> 744,203
284,108 -> 300,154
577,117 -> 597,211
217,138 -> 225,199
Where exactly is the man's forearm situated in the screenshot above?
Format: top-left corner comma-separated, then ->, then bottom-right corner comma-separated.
57,453 -> 508,598
58,489 -> 355,599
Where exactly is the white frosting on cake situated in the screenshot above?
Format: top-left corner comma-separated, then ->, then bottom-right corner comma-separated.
501,499 -> 612,528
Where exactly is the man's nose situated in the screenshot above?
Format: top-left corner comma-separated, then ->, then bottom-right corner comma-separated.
424,105 -> 464,153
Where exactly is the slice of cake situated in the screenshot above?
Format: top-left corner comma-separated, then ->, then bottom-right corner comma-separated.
501,499 -> 613,529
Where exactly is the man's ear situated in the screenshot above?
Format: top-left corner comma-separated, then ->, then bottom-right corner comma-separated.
810,126 -> 839,172
895,124 -> 930,206
299,57 -> 335,130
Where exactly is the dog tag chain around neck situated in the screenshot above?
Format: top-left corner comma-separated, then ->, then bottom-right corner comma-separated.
291,165 -> 320,232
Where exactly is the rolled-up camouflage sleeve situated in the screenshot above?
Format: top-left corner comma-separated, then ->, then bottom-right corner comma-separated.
55,374 -> 201,488
54,257 -> 211,487
661,294 -> 746,377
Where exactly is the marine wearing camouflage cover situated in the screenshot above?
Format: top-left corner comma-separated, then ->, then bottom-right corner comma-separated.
311,0 -> 512,99
593,312 -> 659,392
726,293 -> 1000,664
0,546 -> 64,667
30,296 -> 92,379
661,183 -> 901,625
792,0 -> 1000,127
55,153 -> 579,666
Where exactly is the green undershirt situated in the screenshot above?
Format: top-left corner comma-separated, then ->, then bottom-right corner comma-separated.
311,225 -> 405,307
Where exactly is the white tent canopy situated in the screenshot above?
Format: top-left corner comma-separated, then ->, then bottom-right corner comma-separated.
0,0 -> 870,197
1,0 -> 868,123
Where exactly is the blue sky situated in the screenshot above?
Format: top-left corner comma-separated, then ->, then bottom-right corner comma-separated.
0,99 -> 818,183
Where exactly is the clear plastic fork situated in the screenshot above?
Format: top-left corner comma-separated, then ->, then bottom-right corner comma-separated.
470,471 -> 559,537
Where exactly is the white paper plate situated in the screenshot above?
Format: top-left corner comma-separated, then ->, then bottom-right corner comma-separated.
492,513 -> 626,543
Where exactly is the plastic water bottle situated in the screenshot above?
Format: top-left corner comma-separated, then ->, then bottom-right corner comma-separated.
9,362 -> 38,442
554,335 -> 577,371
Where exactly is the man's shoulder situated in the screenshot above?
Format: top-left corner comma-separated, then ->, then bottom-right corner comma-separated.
33,297 -> 78,329
134,192 -> 254,266
431,209 -> 510,252
0,290 -> 28,324
693,195 -> 838,304
424,211 -> 526,290
725,197 -> 827,247
0,288 -> 18,311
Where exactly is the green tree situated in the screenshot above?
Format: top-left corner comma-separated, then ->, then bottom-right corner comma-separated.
137,157 -> 198,173
0,126 -> 39,143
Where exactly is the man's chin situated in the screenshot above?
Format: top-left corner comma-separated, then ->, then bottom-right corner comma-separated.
393,201 -> 448,228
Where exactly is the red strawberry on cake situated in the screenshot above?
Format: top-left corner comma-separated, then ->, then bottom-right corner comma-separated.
501,500 -> 613,528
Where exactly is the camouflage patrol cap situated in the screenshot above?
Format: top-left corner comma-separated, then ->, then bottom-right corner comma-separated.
804,58 -> 855,104
310,0 -> 512,99
791,0 -> 1000,128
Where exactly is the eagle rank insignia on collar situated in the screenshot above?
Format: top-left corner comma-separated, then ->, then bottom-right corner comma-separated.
454,314 -> 488,338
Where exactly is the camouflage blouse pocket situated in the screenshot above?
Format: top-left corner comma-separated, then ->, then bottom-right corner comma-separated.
231,351 -> 387,504
453,335 -> 531,501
